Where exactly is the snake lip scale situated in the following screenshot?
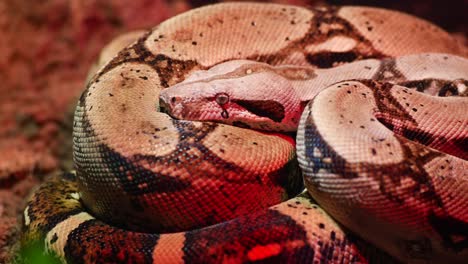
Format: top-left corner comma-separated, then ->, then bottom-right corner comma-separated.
21,2 -> 467,264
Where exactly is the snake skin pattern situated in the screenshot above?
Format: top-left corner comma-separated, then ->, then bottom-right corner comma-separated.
21,3 -> 467,264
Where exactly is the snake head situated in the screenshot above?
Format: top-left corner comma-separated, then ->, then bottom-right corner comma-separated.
160,60 -> 314,132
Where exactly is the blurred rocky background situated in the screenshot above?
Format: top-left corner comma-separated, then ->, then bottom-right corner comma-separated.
0,0 -> 465,262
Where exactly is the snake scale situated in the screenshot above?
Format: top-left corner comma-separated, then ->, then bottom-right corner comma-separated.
21,3 -> 467,264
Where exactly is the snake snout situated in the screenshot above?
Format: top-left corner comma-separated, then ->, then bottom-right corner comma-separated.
159,95 -> 183,118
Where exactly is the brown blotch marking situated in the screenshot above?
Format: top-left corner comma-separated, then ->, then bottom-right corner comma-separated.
372,136 -> 445,206
86,31 -> 201,94
363,80 -> 418,130
399,79 -> 467,96
247,6 -> 386,68
372,58 -> 406,82
50,233 -> 58,244
306,51 -> 360,68
303,7 -> 386,68
428,212 -> 468,252
366,80 -> 465,158
88,117 -> 257,230
153,55 -> 200,88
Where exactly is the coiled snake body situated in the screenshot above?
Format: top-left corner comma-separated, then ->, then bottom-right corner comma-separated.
22,3 -> 467,263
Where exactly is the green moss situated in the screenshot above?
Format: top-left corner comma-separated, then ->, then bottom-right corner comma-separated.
14,240 -> 62,264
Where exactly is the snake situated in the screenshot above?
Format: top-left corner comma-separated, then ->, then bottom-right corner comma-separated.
20,2 -> 468,264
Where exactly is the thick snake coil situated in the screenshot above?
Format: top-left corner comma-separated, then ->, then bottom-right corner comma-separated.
21,3 -> 467,264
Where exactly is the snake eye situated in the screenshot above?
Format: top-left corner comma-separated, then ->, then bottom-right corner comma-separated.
170,96 -> 181,104
215,93 -> 229,105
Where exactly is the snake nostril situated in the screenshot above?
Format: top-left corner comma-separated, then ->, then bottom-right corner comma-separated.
159,97 -> 169,113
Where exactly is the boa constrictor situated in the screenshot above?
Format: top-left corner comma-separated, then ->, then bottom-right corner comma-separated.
21,3 -> 467,264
